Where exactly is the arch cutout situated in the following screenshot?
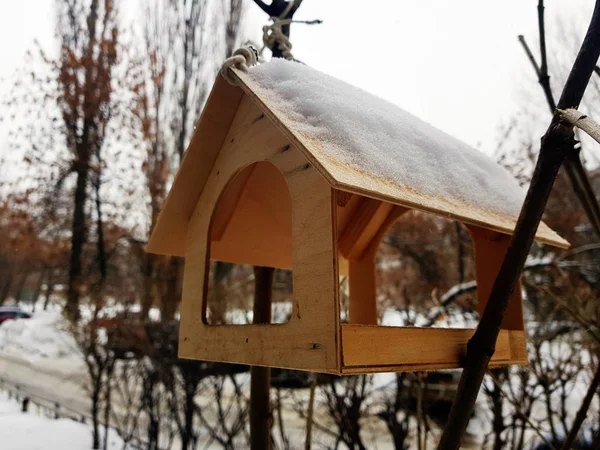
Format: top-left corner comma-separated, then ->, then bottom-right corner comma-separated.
203,161 -> 293,325
374,210 -> 478,328
335,190 -> 527,373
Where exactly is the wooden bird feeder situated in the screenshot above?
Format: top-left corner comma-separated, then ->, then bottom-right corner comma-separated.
147,60 -> 569,375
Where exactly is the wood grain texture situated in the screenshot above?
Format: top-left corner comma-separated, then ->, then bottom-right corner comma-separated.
339,198 -> 392,259
341,326 -> 528,373
179,95 -> 340,373
210,161 -> 293,269
210,163 -> 256,242
348,257 -> 378,325
468,225 -> 525,331
345,202 -> 408,325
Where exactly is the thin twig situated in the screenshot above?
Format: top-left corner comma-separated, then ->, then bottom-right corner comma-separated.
538,0 -> 549,80
523,279 -> 600,344
560,362 -> 600,450
304,373 -> 317,450
487,372 -> 557,450
518,35 -> 542,77
519,3 -> 600,239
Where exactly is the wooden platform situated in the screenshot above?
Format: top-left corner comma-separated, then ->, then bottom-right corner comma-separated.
340,326 -> 527,374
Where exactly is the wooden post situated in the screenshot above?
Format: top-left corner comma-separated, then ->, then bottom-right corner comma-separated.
250,266 -> 274,450
468,227 -> 524,330
346,205 -> 407,325
348,251 -> 378,324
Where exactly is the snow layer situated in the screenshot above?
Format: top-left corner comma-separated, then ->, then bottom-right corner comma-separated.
0,310 -> 79,361
248,59 -> 526,217
0,392 -> 124,450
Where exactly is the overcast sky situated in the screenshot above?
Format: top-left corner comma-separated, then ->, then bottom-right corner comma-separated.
0,0 -> 595,155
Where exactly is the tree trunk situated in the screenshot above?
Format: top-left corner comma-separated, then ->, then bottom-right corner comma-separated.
102,362 -> 114,450
181,381 -> 196,450
561,363 -> 600,450
305,374 -> 317,450
0,268 -> 14,305
160,257 -> 182,320
32,268 -> 47,312
92,373 -> 101,450
141,253 -> 155,319
43,272 -> 55,311
250,266 -> 274,450
95,171 -> 107,282
211,262 -> 233,324
67,162 -> 90,322
14,269 -> 30,305
489,370 -> 506,450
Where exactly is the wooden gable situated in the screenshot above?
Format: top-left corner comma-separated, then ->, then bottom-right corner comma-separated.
148,68 -> 568,257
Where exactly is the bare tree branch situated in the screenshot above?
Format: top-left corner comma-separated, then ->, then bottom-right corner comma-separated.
518,35 -> 542,78
253,0 -> 272,16
519,1 -> 600,239
438,1 -> 600,448
561,363 -> 600,449
537,0 -> 551,101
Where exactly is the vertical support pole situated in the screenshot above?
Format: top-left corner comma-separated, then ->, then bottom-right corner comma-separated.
251,266 -> 274,450
348,251 -> 378,325
346,206 -> 408,325
469,227 -> 525,331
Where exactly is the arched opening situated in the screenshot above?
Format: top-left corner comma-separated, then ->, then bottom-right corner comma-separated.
374,210 -> 478,328
203,161 -> 293,325
336,192 -> 478,327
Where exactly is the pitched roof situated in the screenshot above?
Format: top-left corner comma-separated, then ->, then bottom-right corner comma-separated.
147,60 -> 568,255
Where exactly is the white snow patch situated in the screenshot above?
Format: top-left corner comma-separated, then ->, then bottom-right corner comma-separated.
0,310 -> 80,361
380,307 -> 478,328
248,59 -> 526,217
0,392 -> 124,450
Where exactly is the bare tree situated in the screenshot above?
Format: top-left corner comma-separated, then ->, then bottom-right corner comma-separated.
53,0 -> 119,322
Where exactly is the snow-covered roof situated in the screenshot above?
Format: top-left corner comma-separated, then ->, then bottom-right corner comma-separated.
147,59 -> 568,256
250,59 -> 523,217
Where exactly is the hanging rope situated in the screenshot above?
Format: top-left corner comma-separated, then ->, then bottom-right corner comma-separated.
260,15 -> 322,62
261,17 -> 295,61
220,46 -> 259,85
260,1 -> 304,61
220,4 -> 322,84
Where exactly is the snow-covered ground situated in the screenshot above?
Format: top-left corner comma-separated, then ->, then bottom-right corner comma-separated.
0,309 -> 81,362
0,302 -> 595,449
0,390 -> 124,450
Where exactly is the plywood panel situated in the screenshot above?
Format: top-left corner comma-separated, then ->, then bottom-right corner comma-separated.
339,198 -> 393,260
179,95 -> 340,373
210,164 -> 255,241
468,225 -> 525,331
347,205 -> 409,325
341,325 -> 527,372
348,257 -> 377,325
210,161 -> 293,269
341,358 -> 528,374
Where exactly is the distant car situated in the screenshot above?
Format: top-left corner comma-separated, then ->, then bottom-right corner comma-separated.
0,306 -> 31,325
